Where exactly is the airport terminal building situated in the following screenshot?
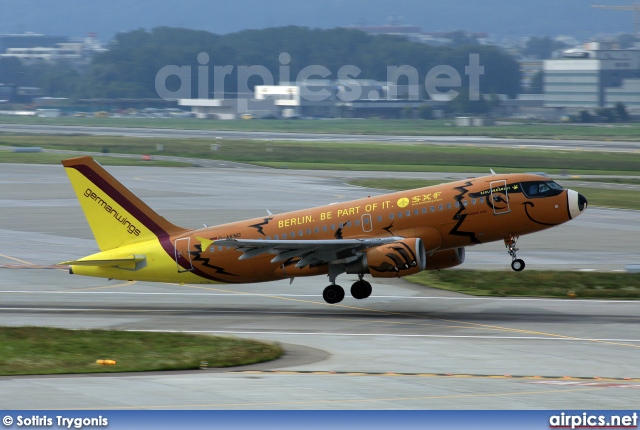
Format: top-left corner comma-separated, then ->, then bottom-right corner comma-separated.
544,42 -> 640,113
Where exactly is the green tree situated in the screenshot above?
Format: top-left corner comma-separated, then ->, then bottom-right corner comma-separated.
448,31 -> 479,46
446,89 -> 491,115
617,34 -> 639,49
579,110 -> 594,123
26,61 -> 80,97
418,104 -> 433,119
0,57 -> 26,85
614,102 -> 629,122
595,107 -> 616,123
522,37 -> 566,59
42,26 -> 522,101
529,70 -> 543,94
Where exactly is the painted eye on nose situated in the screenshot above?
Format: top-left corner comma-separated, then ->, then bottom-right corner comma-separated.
567,189 -> 587,219
578,193 -> 588,212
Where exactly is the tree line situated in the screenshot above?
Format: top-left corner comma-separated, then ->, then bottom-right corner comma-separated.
0,26 -> 522,101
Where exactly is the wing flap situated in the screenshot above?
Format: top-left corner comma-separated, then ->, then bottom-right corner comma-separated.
215,237 -> 404,267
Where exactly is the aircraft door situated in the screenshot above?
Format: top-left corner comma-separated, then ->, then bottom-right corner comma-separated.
362,213 -> 373,232
490,180 -> 511,215
174,237 -> 194,272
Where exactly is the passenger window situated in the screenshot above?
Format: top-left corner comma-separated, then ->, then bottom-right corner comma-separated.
422,207 -> 427,214
299,230 -> 303,236
390,213 -> 395,219
406,210 -> 411,217
431,206 -> 435,212
322,226 -> 327,232
438,204 -> 443,211
355,220 -> 360,226
377,216 -> 383,222
446,203 -> 451,209
314,227 -> 319,233
398,212 -> 402,218
290,232 -> 295,238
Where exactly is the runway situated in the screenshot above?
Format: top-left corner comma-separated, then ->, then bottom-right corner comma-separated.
1,123 -> 640,153
0,162 -> 639,409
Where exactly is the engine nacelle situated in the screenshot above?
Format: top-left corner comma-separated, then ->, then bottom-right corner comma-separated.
425,248 -> 465,270
361,238 -> 427,278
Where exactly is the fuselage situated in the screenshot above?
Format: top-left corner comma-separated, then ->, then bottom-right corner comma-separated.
70,173 -> 587,284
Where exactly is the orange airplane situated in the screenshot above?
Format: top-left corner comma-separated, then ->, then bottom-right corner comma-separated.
60,156 -> 587,304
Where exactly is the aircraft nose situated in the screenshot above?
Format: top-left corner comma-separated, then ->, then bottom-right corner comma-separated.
567,189 -> 587,219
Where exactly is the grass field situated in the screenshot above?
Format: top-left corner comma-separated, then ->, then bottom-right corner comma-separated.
1,134 -> 639,176
408,270 -> 640,299
1,116 -> 640,141
0,327 -> 282,376
0,151 -> 189,167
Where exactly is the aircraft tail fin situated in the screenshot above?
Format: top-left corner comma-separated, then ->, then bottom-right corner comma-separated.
62,156 -> 188,251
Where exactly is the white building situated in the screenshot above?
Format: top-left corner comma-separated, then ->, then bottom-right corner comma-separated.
0,34 -> 107,64
544,42 -> 640,112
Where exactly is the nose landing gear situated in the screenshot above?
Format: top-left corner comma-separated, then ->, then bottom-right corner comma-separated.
505,236 -> 525,272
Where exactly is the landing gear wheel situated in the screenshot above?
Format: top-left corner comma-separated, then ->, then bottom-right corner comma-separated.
505,235 -> 526,272
323,285 -> 345,304
511,259 -> 525,272
350,280 -> 372,300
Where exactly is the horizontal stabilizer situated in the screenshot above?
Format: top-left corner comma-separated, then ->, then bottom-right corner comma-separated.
59,255 -> 146,270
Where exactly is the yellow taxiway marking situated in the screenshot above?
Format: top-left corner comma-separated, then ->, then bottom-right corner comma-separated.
178,283 -> 640,350
3,251 -> 635,349
0,253 -> 36,266
57,280 -> 137,292
76,386 -> 608,410
231,370 -> 640,382
0,253 -> 137,292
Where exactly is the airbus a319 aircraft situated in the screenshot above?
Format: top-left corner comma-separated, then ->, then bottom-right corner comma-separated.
60,156 -> 587,304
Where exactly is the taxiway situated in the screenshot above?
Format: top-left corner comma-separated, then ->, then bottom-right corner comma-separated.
0,162 -> 639,409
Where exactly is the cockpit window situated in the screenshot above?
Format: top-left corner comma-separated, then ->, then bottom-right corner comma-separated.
521,181 -> 564,198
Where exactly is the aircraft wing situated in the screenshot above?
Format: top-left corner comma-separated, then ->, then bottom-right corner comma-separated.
214,237 -> 404,268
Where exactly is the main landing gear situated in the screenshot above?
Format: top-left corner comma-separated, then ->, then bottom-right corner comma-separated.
351,275 -> 373,300
505,235 -> 525,272
322,268 -> 372,304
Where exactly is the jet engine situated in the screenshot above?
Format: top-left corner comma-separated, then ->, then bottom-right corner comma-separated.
348,238 -> 427,278
425,248 -> 465,270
